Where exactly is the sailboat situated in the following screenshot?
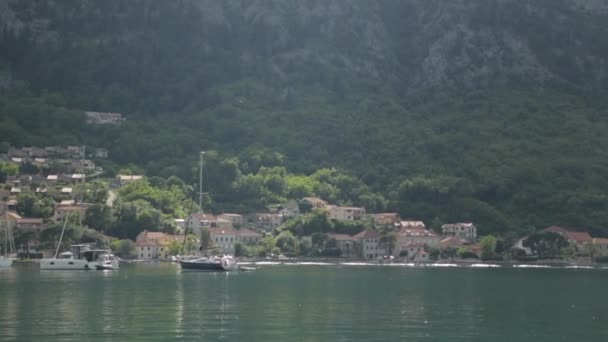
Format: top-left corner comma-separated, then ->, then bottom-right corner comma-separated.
178,151 -> 238,271
0,211 -> 16,267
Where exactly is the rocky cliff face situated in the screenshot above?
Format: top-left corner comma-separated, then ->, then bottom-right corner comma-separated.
1,0 -> 607,106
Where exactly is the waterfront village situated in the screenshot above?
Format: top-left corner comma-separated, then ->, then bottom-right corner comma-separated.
2,143 -> 608,264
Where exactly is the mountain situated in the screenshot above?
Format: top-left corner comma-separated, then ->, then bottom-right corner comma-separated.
1,0 -> 608,235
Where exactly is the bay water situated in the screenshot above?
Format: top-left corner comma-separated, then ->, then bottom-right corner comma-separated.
1,263 -> 607,341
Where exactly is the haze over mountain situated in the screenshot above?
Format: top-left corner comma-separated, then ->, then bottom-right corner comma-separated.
1,0 -> 608,235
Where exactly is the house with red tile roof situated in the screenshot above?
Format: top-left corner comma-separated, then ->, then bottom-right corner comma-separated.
395,224 -> 441,257
135,231 -> 182,260
439,236 -> 466,250
542,226 -> 592,246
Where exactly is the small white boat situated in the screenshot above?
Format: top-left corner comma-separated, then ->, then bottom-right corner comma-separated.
40,244 -> 119,271
0,256 -> 14,268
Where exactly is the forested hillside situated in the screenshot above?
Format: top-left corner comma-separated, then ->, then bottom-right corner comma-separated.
2,0 -> 608,236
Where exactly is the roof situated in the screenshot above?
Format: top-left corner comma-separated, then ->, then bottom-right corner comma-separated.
118,175 -> 144,181
61,187 -> 73,193
17,218 -> 43,224
440,236 -> 466,246
60,200 -> 75,205
354,229 -> 381,240
56,205 -> 86,211
219,213 -> 242,217
543,226 -> 570,234
236,229 -> 262,237
373,213 -> 399,218
208,227 -> 237,235
191,213 -> 217,221
593,238 -> 608,245
35,187 -> 47,193
1,212 -> 22,220
135,231 -> 182,246
399,221 -> 426,228
403,242 -> 426,248
566,231 -> 592,243
72,174 -> 85,179
442,223 -> 475,229
330,206 -> 364,211
329,233 -> 357,241
303,197 -> 327,204
47,175 -> 58,180
399,227 -> 438,237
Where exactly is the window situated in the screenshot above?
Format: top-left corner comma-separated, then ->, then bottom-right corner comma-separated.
147,247 -> 150,251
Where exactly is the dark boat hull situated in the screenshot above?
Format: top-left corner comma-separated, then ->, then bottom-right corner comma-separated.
179,260 -> 225,271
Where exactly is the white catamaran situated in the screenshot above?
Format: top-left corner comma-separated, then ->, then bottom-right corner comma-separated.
39,146 -> 119,271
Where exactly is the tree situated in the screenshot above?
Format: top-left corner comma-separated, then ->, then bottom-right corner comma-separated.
479,235 -> 497,260
276,230 -> 296,253
200,228 -> 211,251
84,203 -> 113,233
234,241 -> 247,257
0,161 -> 18,183
111,239 -> 135,259
167,238 -> 182,256
523,232 -> 568,259
297,236 -> 312,256
16,193 -> 36,217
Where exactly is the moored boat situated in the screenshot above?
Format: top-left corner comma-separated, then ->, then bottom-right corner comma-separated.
40,244 -> 119,271
0,256 -> 14,268
179,255 -> 238,271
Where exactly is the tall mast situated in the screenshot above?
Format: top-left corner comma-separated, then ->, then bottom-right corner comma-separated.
3,213 -> 7,256
199,151 -> 205,213
80,145 -> 86,204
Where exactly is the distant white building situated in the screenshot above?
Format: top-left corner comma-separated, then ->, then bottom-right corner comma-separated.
441,223 -> 477,243
218,213 -> 243,228
253,213 -> 282,231
355,229 -> 384,260
187,213 -> 232,236
279,200 -> 300,219
394,222 -> 441,256
135,231 -> 182,260
116,175 -> 144,186
85,111 -> 124,125
209,227 -> 237,255
328,205 -> 366,221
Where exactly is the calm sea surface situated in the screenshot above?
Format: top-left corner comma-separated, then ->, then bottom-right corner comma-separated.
1,262 -> 608,341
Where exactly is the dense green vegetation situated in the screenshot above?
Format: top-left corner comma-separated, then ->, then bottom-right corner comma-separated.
2,0 -> 608,238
